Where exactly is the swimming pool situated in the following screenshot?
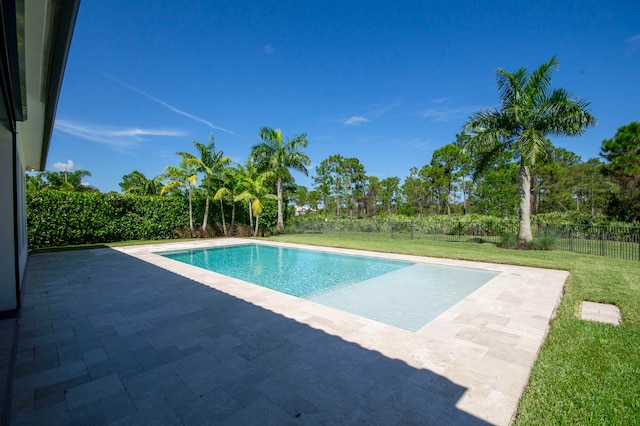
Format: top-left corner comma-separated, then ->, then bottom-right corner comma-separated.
159,243 -> 499,331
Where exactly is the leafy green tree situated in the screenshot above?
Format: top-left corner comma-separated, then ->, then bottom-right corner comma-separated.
26,173 -> 45,192
600,122 -> 640,221
179,135 -> 231,234
569,158 -> 614,216
379,177 -> 401,215
161,157 -> 199,234
119,170 -> 162,195
601,122 -> 640,191
463,56 -> 596,241
471,163 -> 520,217
41,169 -> 94,192
453,133 -> 474,214
250,127 -> 310,231
402,167 -> 428,216
430,143 -> 467,217
314,154 -> 345,216
307,189 -> 321,212
419,164 -> 446,214
363,176 -> 380,217
341,157 -> 367,218
289,184 -> 308,208
531,147 -> 581,214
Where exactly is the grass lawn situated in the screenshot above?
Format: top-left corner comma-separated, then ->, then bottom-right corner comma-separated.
267,233 -> 640,424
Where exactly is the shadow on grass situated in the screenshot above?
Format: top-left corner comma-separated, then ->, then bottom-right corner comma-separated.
8,247 -> 489,425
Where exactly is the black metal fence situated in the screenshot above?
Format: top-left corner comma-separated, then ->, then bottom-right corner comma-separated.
295,221 -> 640,261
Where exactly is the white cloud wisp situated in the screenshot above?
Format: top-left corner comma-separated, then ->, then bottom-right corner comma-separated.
51,159 -> 75,172
345,116 -> 370,126
54,120 -> 184,150
104,74 -> 237,136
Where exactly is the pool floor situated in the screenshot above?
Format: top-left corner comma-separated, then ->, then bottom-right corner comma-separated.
308,263 -> 498,331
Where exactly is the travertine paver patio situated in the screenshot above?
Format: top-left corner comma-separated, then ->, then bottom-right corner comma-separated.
2,239 -> 568,425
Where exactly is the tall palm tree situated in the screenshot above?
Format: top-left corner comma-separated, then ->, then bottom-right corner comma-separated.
235,159 -> 260,229
179,134 -> 231,234
250,126 -> 310,232
463,56 -> 596,242
214,165 -> 244,235
235,169 -> 277,237
161,157 -> 198,234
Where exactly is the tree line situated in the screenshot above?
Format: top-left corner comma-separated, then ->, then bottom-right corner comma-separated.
27,57 -> 640,243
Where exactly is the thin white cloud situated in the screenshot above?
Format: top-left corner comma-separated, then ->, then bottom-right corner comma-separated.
420,106 -> 480,122
54,120 -> 184,150
51,159 -> 75,171
345,116 -> 369,126
263,44 -> 275,54
629,34 -> 640,51
368,100 -> 402,118
342,100 -> 401,126
405,138 -> 431,151
103,74 -> 237,136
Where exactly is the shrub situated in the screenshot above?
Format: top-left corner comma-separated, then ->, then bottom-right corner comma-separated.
528,235 -> 556,250
27,191 -> 190,249
498,233 -> 518,249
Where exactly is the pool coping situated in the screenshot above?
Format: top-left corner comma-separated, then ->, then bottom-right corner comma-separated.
114,238 -> 568,425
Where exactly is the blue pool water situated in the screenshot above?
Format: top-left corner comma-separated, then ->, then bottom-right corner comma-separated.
160,244 -> 412,297
159,243 -> 500,331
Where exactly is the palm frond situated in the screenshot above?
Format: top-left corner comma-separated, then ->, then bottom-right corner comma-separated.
526,55 -> 558,104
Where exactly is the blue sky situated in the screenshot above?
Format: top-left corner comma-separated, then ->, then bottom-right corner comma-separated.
48,0 -> 640,193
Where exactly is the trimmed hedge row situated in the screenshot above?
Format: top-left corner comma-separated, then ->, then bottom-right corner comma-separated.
27,191 -> 191,248
27,191 -> 282,249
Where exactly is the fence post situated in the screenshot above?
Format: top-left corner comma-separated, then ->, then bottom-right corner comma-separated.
569,224 -> 573,252
411,221 -> 414,240
601,226 -> 605,256
458,222 -> 461,241
390,222 -> 393,239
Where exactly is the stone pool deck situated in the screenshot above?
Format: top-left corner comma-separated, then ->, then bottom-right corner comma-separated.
1,239 -> 568,425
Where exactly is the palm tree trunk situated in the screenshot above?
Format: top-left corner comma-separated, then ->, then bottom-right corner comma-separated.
254,215 -> 260,237
518,165 -> 534,242
188,188 -> 194,235
231,201 -> 236,234
202,195 -> 210,234
220,199 -> 227,236
276,177 -> 284,231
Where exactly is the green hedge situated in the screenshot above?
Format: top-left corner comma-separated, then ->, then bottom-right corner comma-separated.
27,191 -> 190,249
27,191 -> 283,249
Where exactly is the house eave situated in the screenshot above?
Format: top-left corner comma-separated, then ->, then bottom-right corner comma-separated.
15,0 -> 80,171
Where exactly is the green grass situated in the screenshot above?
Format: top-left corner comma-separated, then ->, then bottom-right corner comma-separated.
268,233 -> 640,424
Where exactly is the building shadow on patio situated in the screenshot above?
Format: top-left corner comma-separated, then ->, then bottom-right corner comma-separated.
5,247 -> 490,425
